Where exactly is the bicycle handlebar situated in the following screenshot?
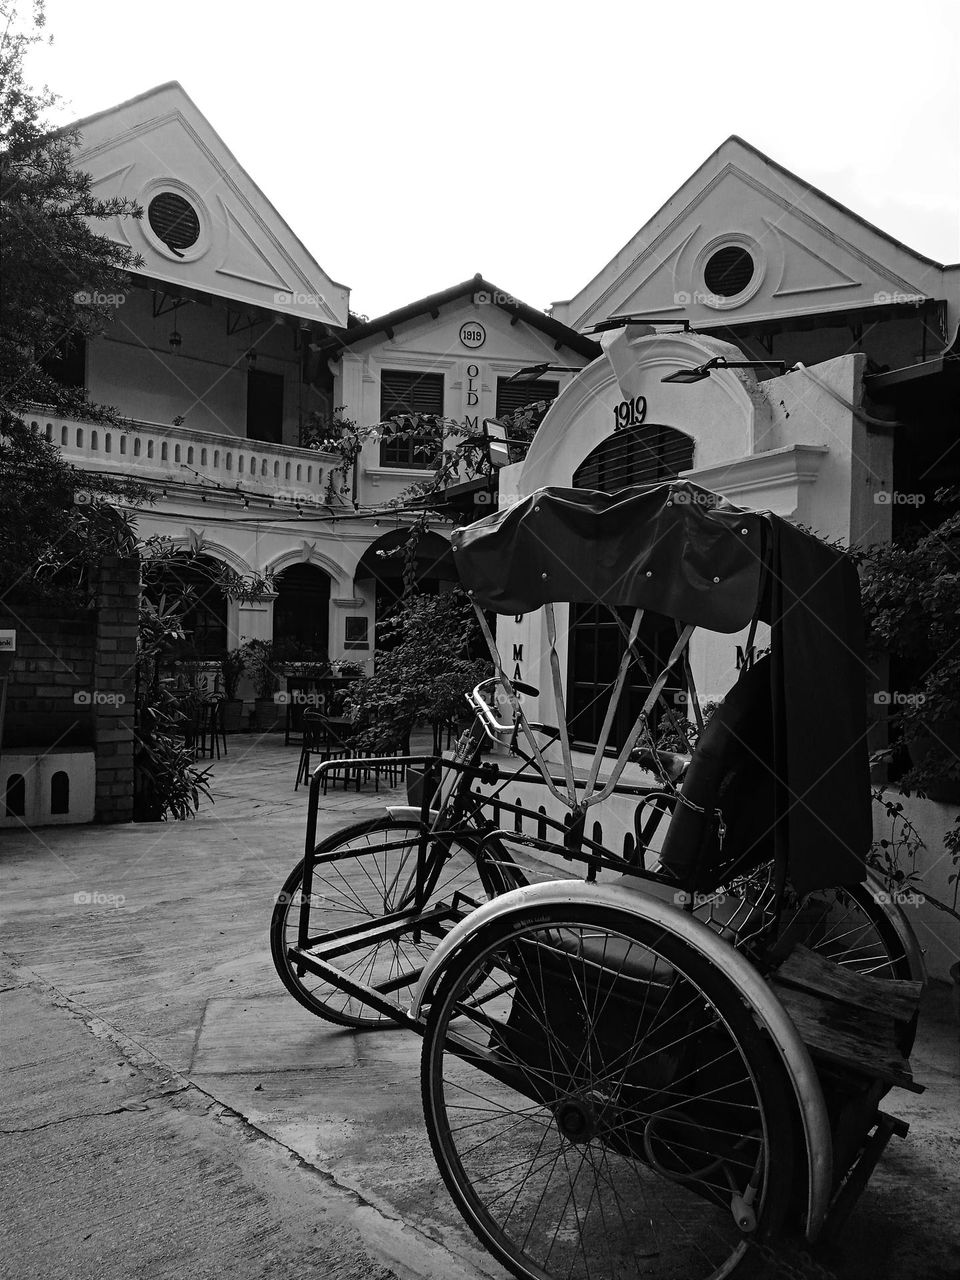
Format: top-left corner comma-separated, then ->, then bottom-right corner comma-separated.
468,677 -> 539,736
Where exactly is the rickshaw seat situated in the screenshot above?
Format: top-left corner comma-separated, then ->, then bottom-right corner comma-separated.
658,656 -> 776,889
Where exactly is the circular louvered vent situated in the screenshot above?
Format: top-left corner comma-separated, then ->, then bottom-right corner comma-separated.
703,245 -> 755,298
147,192 -> 200,253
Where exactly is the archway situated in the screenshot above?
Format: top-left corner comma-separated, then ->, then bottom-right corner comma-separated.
354,529 -> 457,647
273,563 -> 331,654
148,554 -> 228,657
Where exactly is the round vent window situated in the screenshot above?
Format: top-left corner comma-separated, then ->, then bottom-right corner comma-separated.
147,192 -> 201,254
703,245 -> 755,298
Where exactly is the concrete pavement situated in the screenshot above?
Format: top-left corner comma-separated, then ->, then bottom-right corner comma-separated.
2,733 -> 958,1280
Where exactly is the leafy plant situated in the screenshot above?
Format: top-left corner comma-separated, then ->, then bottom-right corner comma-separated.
218,649 -> 246,700
133,591 -> 212,821
270,636 -> 330,678
346,590 -> 490,753
240,639 -> 282,700
858,487 -> 960,796
868,788 -> 960,925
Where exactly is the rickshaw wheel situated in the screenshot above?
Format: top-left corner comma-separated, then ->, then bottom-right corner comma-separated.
421,905 -> 795,1280
697,873 -> 919,1054
270,816 -> 505,1029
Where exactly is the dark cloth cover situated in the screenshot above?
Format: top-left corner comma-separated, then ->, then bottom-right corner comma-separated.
451,482 -> 765,633
766,519 -> 871,893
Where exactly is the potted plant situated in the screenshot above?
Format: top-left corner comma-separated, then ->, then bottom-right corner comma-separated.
218,648 -> 246,732
241,639 -> 284,732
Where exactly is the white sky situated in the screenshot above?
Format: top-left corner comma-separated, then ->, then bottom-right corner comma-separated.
26,0 -> 960,320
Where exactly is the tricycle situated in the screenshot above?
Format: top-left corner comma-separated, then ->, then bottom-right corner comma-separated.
271,479 -> 924,1280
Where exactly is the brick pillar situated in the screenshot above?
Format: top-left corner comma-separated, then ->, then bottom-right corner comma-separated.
93,554 -> 139,823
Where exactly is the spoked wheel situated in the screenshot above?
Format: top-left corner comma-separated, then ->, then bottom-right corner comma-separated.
781,882 -> 914,979
696,871 -> 920,1053
270,816 -> 515,1029
421,906 -> 795,1280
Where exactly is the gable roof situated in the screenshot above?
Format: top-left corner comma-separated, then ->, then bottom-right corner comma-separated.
324,274 -> 601,359
551,135 -> 959,338
66,81 -> 349,328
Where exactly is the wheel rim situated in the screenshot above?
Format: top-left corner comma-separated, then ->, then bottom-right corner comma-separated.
275,822 -> 491,1027
424,916 -> 783,1280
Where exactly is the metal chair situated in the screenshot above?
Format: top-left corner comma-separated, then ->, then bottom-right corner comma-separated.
295,712 -> 358,792
196,696 -> 227,760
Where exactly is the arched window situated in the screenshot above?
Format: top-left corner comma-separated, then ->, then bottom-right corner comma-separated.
50,771 -> 70,814
568,424 -> 694,748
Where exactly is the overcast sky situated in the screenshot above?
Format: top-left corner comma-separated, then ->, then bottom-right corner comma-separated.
26,0 -> 960,320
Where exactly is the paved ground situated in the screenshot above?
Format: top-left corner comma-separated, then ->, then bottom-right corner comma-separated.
1,733 -> 958,1280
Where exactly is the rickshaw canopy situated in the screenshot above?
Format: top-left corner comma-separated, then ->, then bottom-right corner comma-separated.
451,481 -> 764,630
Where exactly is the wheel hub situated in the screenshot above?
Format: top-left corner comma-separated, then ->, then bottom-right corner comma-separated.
554,1097 -> 599,1144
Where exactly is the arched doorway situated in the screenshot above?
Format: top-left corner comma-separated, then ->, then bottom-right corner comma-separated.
355,529 -> 457,646
273,563 -> 331,654
568,424 -> 695,747
148,554 -> 228,657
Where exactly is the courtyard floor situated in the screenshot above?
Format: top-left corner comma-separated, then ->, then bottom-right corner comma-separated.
1,732 -> 958,1279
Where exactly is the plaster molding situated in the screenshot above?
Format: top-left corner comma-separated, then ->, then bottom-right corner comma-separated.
685,443 -> 828,513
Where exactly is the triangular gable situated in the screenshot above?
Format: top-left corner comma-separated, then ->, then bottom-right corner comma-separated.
69,82 -> 348,327
552,137 -> 958,334
332,274 -> 600,360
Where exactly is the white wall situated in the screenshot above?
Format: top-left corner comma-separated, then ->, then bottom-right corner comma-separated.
334,296 -> 590,509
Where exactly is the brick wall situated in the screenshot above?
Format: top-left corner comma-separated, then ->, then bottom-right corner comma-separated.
0,554 -> 139,824
92,555 -> 139,823
0,603 -> 96,748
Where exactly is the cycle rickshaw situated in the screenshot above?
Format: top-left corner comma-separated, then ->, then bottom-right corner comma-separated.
271,479 -> 924,1280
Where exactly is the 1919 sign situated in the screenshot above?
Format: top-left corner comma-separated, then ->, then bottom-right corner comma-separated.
614,395 -> 647,430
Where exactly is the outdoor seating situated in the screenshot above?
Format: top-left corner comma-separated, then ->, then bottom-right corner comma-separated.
195,695 -> 227,761
294,710 -> 359,792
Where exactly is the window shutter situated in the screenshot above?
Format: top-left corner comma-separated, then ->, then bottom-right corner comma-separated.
379,370 -> 444,466
495,379 -> 559,418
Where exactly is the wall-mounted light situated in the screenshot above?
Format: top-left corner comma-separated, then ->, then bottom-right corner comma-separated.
661,356 -> 786,384
504,362 -> 584,384
589,316 -> 691,334
168,324 -> 182,352
246,349 -> 257,369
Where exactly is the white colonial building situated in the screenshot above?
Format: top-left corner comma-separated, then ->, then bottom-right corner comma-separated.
42,83 -> 595,669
